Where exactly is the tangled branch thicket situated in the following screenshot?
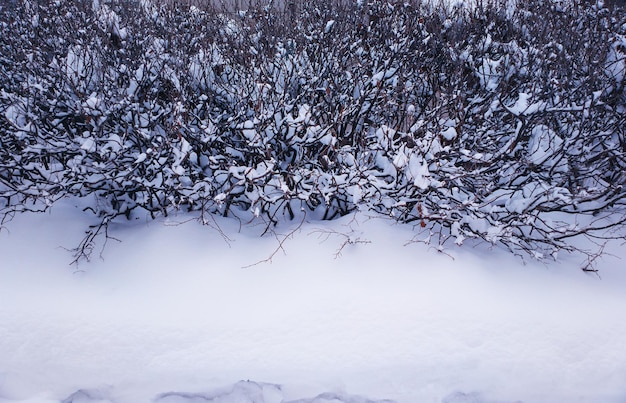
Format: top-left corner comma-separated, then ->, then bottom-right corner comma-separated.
1,0 -> 625,267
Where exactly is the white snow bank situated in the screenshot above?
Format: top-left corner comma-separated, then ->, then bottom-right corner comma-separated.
1,201 -> 625,403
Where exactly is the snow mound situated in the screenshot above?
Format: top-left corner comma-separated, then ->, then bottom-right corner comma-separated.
52,384 -> 521,403
2,381 -> 396,403
62,388 -> 114,403
0,383 -> 532,403
154,381 -> 283,403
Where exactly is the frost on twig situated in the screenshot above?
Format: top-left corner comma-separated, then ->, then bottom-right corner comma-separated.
310,227 -> 372,259
68,214 -> 121,266
242,210 -> 307,268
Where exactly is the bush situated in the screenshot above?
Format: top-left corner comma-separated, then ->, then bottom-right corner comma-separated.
1,0 -> 625,268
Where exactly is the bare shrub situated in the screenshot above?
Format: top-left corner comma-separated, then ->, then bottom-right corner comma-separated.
1,0 -> 624,268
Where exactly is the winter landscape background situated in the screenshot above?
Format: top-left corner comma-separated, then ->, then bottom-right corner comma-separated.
1,0 -> 625,401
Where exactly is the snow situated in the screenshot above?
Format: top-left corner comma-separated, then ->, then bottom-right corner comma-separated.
441,127 -> 457,142
605,34 -> 626,85
1,201 -> 626,403
407,155 -> 431,190
134,152 -> 147,164
324,20 -> 335,34
80,137 -> 97,153
527,125 -> 564,167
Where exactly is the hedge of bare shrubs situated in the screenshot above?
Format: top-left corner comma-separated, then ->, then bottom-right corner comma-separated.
1,0 -> 625,267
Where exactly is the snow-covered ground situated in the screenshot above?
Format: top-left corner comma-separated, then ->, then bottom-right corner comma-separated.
1,201 -> 625,403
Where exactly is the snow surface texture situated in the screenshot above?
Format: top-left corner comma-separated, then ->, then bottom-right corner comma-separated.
1,202 -> 626,403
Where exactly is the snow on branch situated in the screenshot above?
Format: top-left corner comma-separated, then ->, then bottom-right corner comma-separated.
1,0 -> 625,268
